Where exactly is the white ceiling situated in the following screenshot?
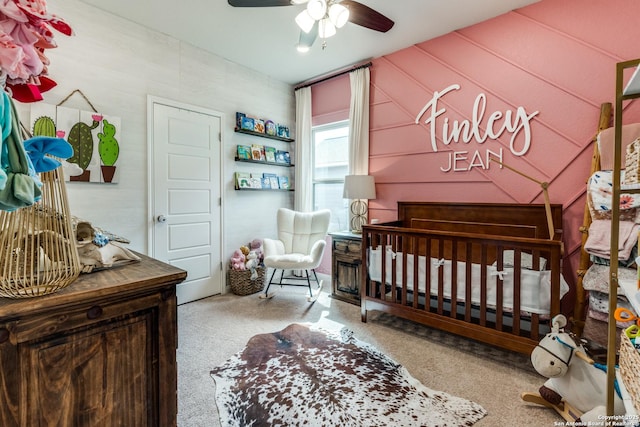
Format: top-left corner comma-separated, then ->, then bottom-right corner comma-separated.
78,0 -> 539,85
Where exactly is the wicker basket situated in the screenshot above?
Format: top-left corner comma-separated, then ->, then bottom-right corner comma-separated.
229,266 -> 265,295
623,137 -> 640,185
619,330 -> 640,413
0,169 -> 80,298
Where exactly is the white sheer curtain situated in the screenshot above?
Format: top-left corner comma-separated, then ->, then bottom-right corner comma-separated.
346,66 -> 371,228
294,86 -> 313,212
348,66 -> 370,175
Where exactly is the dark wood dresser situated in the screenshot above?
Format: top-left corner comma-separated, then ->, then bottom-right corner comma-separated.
0,255 -> 187,427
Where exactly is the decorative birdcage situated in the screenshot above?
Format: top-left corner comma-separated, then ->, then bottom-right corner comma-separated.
0,167 -> 80,298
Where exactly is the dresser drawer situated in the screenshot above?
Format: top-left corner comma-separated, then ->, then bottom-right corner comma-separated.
3,292 -> 164,344
333,239 -> 361,254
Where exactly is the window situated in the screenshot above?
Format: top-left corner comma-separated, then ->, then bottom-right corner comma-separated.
312,121 -> 349,232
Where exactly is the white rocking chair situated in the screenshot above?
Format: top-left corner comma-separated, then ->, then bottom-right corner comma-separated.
262,208 -> 331,301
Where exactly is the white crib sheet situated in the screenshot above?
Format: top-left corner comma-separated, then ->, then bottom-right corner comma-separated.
368,247 -> 569,315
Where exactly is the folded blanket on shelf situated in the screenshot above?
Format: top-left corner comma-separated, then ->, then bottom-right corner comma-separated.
587,170 -> 640,221
583,263 -> 637,293
585,219 -> 639,260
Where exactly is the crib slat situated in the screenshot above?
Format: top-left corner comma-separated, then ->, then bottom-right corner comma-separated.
512,247 -> 522,335
496,245 -> 504,331
465,242 -> 472,322
425,237 -> 431,311
412,236 -> 420,309
450,239 -> 458,319
378,232 -> 384,299
531,314 -> 540,341
479,245 -> 487,327
400,235 -> 408,305
437,238 -> 445,315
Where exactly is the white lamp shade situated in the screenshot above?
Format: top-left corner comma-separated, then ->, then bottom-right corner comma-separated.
306,0 -> 327,20
295,10 -> 315,33
318,17 -> 336,38
343,175 -> 376,200
328,3 -> 349,28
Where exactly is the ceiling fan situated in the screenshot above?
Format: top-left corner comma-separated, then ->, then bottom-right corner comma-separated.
227,0 -> 394,51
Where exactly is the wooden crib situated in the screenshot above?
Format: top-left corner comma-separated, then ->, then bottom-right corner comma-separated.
360,202 -> 566,354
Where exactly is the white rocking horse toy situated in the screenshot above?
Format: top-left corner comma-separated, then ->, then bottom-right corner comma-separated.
521,314 -> 625,423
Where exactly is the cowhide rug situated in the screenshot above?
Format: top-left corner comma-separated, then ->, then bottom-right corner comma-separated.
210,323 -> 487,427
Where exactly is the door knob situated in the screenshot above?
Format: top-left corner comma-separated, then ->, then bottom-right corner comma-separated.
157,215 -> 167,223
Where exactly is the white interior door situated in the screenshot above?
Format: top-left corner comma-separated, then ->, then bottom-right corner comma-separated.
148,96 -> 223,304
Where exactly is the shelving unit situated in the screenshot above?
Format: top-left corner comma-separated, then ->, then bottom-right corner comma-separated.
233,119 -> 294,192
607,57 -> 640,416
234,157 -> 293,167
234,127 -> 294,143
235,187 -> 293,192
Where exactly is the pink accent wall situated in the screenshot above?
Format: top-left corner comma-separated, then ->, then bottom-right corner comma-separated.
312,0 -> 640,309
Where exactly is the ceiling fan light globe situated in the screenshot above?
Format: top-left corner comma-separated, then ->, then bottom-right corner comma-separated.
318,17 -> 336,38
296,43 -> 310,53
295,10 -> 315,33
306,0 -> 327,21
328,3 -> 349,28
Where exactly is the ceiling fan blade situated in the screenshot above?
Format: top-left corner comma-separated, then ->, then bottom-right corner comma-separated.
228,0 -> 292,6
340,0 -> 394,33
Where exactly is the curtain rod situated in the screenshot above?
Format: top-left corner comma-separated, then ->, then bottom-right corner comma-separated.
294,61 -> 372,91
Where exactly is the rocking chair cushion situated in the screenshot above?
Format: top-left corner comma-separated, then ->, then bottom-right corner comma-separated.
263,241 -> 326,270
263,253 -> 317,270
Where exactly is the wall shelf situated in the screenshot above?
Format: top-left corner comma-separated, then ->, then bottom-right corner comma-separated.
235,127 -> 294,143
235,157 -> 293,167
235,187 -> 294,192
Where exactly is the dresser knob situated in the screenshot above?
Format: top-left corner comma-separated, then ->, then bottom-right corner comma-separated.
86,305 -> 103,319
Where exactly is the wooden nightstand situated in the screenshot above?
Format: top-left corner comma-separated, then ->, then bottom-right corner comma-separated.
329,231 -> 362,305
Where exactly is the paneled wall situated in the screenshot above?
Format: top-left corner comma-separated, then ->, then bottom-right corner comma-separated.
17,0 -> 295,272
364,0 -> 640,298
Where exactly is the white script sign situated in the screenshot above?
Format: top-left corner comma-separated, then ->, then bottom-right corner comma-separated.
415,84 -> 539,172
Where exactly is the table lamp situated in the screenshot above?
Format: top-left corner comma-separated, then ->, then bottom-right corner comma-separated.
343,174 -> 376,233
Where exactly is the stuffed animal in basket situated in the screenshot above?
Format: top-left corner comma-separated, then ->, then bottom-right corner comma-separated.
231,249 -> 246,271
245,250 -> 259,280
250,238 -> 264,264
522,314 -> 625,423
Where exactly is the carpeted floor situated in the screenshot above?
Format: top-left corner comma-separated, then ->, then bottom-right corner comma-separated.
176,280 -> 561,426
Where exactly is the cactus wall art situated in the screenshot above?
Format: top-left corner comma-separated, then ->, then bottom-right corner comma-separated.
29,103 -> 122,183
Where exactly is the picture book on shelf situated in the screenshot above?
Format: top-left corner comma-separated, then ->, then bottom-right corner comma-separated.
235,172 -> 251,189
237,145 -> 251,160
275,150 -> 290,164
250,173 -> 263,189
240,116 -> 254,131
269,177 -> 280,189
263,172 -> 279,189
278,176 -> 290,190
251,144 -> 265,161
264,146 -> 276,163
